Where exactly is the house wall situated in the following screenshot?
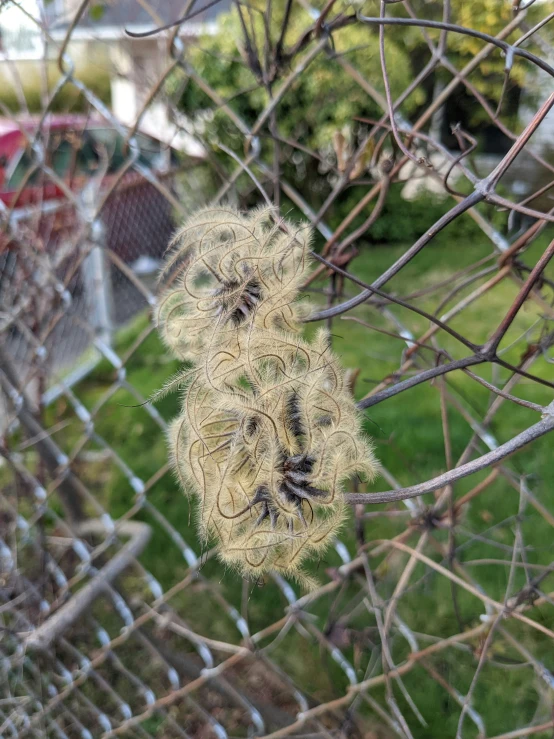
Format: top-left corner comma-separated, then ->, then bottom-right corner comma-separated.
107,37 -> 204,156
520,84 -> 554,149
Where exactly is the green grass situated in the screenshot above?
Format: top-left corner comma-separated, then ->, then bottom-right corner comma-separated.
46,230 -> 554,737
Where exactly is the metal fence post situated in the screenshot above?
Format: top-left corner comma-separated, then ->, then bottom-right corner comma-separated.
81,185 -> 113,347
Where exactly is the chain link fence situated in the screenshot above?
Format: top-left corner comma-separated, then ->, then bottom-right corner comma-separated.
1,1 -> 554,737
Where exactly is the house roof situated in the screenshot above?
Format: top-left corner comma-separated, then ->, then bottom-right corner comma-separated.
46,0 -> 230,40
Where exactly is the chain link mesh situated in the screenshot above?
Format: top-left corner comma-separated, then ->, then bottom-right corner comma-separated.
1,1 -> 554,737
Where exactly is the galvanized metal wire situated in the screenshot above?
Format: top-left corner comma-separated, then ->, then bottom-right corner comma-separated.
1,1 -> 554,737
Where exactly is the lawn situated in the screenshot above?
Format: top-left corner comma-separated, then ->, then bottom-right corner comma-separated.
46,226 -> 554,738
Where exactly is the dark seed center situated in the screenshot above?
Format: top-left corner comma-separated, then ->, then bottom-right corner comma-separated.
249,455 -> 327,531
213,278 -> 262,326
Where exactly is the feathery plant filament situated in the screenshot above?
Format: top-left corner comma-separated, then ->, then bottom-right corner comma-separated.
158,207 -> 311,366
158,207 -> 378,587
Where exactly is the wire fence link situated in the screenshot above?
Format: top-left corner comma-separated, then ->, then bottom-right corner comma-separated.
1,1 -> 554,737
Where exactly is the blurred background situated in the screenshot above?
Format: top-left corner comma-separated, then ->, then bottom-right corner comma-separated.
1,1 -> 554,737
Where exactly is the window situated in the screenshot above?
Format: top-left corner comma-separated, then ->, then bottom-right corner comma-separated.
89,129 -> 169,172
6,149 -> 39,190
5,127 -> 172,191
5,130 -> 101,190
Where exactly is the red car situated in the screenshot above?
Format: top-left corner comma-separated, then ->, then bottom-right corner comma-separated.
0,116 -> 197,339
0,115 -> 184,265
0,115 -> 178,205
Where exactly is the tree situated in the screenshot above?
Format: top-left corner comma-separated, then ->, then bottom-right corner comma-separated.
169,0 -> 548,235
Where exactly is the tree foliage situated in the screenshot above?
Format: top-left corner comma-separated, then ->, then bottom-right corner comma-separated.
169,0 -> 549,240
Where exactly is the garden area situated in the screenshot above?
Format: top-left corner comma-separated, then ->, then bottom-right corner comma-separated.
2,1 -> 554,737
41,221 -> 554,737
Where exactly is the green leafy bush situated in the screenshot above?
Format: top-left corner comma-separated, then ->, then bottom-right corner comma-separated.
168,0 -> 545,248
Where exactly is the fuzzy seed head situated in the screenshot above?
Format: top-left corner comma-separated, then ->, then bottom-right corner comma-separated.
157,207 -> 312,368
159,207 -> 378,588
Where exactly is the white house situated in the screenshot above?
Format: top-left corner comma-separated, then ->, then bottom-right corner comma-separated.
1,0 -> 229,154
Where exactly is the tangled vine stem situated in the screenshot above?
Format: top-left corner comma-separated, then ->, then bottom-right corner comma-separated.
313,234 -> 554,505
308,190 -> 486,321
312,244 -> 554,401
356,15 -> 554,78
347,403 -> 554,505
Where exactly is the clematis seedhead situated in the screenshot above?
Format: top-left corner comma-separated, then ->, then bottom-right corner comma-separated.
158,207 -> 378,588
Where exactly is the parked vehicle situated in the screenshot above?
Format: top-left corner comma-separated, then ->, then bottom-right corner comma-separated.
0,115 -> 198,369
0,115 -> 177,204
0,114 -> 188,264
